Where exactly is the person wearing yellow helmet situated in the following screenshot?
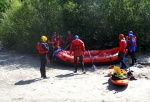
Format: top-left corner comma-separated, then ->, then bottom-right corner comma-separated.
41,36 -> 47,42
36,35 -> 49,79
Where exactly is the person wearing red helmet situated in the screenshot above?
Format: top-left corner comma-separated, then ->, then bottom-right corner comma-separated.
70,35 -> 86,73
118,34 -> 127,69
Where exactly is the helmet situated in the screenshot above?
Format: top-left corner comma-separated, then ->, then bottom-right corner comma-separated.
128,31 -> 133,35
119,34 -> 124,39
74,35 -> 79,39
128,34 -> 133,38
41,36 -> 47,42
53,32 -> 56,34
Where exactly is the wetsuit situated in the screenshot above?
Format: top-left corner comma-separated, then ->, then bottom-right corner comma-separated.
39,42 -> 49,78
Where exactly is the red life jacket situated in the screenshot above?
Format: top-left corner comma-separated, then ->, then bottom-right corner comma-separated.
127,39 -> 132,46
36,42 -> 48,54
118,39 -> 127,52
127,35 -> 137,47
133,35 -> 137,47
70,39 -> 85,56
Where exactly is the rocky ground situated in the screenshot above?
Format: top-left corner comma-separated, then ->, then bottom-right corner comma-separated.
0,50 -> 150,102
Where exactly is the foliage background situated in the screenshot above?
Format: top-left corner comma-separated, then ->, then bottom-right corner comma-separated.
0,0 -> 150,53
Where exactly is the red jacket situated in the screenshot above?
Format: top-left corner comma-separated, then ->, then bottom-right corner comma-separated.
57,38 -> 63,45
56,38 -> 63,48
70,39 -> 85,56
48,36 -> 57,45
118,39 -> 127,52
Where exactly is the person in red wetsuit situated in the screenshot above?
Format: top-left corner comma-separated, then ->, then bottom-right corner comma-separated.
48,32 -> 57,62
70,35 -> 86,73
66,31 -> 73,50
118,34 -> 127,69
56,34 -> 64,49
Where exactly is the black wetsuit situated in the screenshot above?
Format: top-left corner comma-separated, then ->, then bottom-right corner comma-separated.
40,42 -> 49,78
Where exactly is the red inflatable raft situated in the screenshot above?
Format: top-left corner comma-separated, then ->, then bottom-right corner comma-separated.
54,47 -> 120,66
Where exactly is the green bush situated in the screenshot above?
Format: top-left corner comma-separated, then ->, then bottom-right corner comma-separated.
0,0 -> 150,53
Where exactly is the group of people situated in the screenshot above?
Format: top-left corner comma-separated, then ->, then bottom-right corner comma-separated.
48,31 -> 73,62
37,30 -> 137,79
36,31 -> 86,78
118,31 -> 137,70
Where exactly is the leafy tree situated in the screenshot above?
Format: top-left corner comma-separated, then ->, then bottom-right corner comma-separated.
0,0 -> 150,53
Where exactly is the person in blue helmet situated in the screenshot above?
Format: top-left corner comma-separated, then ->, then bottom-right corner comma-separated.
70,35 -> 86,73
127,31 -> 137,65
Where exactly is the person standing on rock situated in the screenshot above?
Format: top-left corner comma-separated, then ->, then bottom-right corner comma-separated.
70,35 -> 86,73
37,36 -> 49,79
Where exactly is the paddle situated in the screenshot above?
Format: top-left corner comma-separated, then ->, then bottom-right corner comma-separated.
88,50 -> 97,71
64,43 -> 71,50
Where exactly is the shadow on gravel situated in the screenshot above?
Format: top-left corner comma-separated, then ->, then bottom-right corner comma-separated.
106,79 -> 128,92
55,72 -> 84,78
14,78 -> 42,85
55,73 -> 75,78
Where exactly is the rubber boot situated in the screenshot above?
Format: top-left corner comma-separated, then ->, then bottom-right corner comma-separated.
74,64 -> 77,73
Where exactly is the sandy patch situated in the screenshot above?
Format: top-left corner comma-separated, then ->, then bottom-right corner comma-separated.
0,50 -> 150,102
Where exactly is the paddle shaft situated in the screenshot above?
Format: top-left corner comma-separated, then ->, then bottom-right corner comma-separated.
88,50 -> 94,65
64,43 -> 71,50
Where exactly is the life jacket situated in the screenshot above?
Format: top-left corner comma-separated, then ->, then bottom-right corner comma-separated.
119,39 -> 127,52
72,41 -> 82,50
133,35 -> 136,41
56,38 -> 63,49
133,35 -> 137,47
36,42 -> 48,54
70,39 -> 85,56
127,39 -> 132,46
127,35 -> 137,51
48,36 -> 57,46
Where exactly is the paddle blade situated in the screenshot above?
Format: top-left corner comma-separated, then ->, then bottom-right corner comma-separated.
92,64 -> 97,71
